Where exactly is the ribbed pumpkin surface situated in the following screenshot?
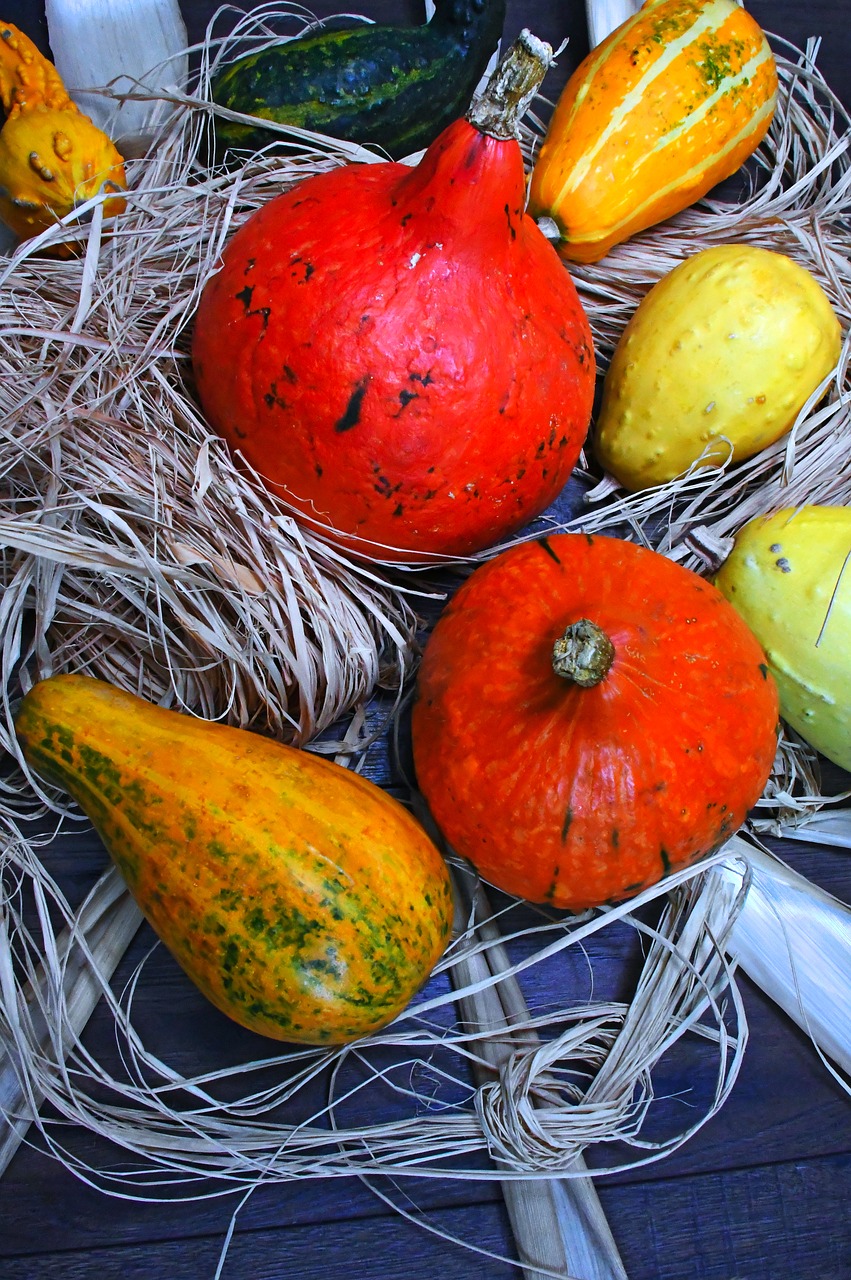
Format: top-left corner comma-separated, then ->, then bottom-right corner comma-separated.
412,535 -> 779,911
16,675 -> 454,1045
529,0 -> 778,263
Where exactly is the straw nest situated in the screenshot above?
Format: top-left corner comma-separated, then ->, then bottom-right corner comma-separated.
0,6 -> 849,1234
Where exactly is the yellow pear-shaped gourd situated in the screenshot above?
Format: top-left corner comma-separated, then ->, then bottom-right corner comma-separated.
15,675 -> 454,1045
715,505 -> 851,772
594,245 -> 842,491
0,23 -> 126,250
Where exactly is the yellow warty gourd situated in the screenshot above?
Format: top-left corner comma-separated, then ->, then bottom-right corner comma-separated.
0,22 -> 126,250
594,245 -> 842,491
715,506 -> 851,772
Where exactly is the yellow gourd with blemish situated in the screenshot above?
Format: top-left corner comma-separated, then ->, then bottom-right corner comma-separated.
0,22 -> 126,251
594,245 -> 842,491
715,505 -> 851,772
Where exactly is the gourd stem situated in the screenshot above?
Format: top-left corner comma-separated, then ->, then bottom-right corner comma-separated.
467,28 -> 553,140
552,619 -> 615,688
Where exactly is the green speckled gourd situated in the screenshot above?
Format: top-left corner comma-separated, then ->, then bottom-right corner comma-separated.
15,675 -> 454,1045
211,0 -> 506,160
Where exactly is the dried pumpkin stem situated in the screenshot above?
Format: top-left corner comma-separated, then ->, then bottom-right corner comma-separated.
552,619 -> 615,687
466,28 -> 553,140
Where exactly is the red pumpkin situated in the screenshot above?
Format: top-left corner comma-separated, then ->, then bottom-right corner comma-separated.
191,35 -> 595,561
411,534 -> 779,910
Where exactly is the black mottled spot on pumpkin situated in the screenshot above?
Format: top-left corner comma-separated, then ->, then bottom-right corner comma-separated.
232,424 -> 246,439
612,828 -> 620,848
393,503 -> 404,517
244,257 -> 255,274
283,364 -> 298,383
335,378 -> 369,432
397,388 -> 419,410
538,537 -> 560,564
401,212 -> 413,226
235,284 -> 253,311
585,534 -> 594,545
410,369 -> 434,387
660,848 -> 672,876
758,663 -> 769,679
315,463 -> 323,478
561,806 -> 573,842
504,203 -> 516,240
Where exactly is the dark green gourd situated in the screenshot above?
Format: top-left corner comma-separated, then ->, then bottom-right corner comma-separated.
212,0 -> 507,159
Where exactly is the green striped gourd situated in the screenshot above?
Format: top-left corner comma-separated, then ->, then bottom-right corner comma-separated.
212,0 -> 506,160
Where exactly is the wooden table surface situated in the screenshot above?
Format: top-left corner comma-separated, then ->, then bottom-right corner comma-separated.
1,2 -> 850,1278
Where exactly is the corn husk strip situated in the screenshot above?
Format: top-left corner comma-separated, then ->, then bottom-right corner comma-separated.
712,835 -> 851,1088
774,808 -> 851,847
585,0 -> 642,50
45,0 -> 189,156
448,862 -> 628,1280
0,861 -> 140,1174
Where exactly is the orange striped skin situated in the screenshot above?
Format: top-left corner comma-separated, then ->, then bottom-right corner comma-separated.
529,0 -> 778,263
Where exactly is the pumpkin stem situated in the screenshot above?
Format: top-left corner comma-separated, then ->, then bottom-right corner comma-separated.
466,29 -> 553,141
552,619 -> 615,688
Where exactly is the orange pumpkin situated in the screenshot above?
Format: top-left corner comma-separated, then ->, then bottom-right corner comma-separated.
528,0 -> 778,263
412,534 -> 779,910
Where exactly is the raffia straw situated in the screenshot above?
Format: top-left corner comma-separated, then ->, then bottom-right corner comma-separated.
0,4 -> 435,823
774,808 -> 851,847
0,798 -> 747,1195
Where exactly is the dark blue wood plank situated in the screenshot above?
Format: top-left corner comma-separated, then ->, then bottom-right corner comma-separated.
0,1152 -> 850,1280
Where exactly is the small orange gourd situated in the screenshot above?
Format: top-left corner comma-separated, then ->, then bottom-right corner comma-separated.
528,0 -> 778,263
0,23 -> 126,250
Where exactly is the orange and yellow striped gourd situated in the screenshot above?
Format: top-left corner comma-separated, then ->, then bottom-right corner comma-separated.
529,0 -> 778,263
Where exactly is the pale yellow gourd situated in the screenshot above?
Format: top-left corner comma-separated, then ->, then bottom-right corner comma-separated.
715,505 -> 851,772
594,245 -> 842,491
0,22 -> 126,251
